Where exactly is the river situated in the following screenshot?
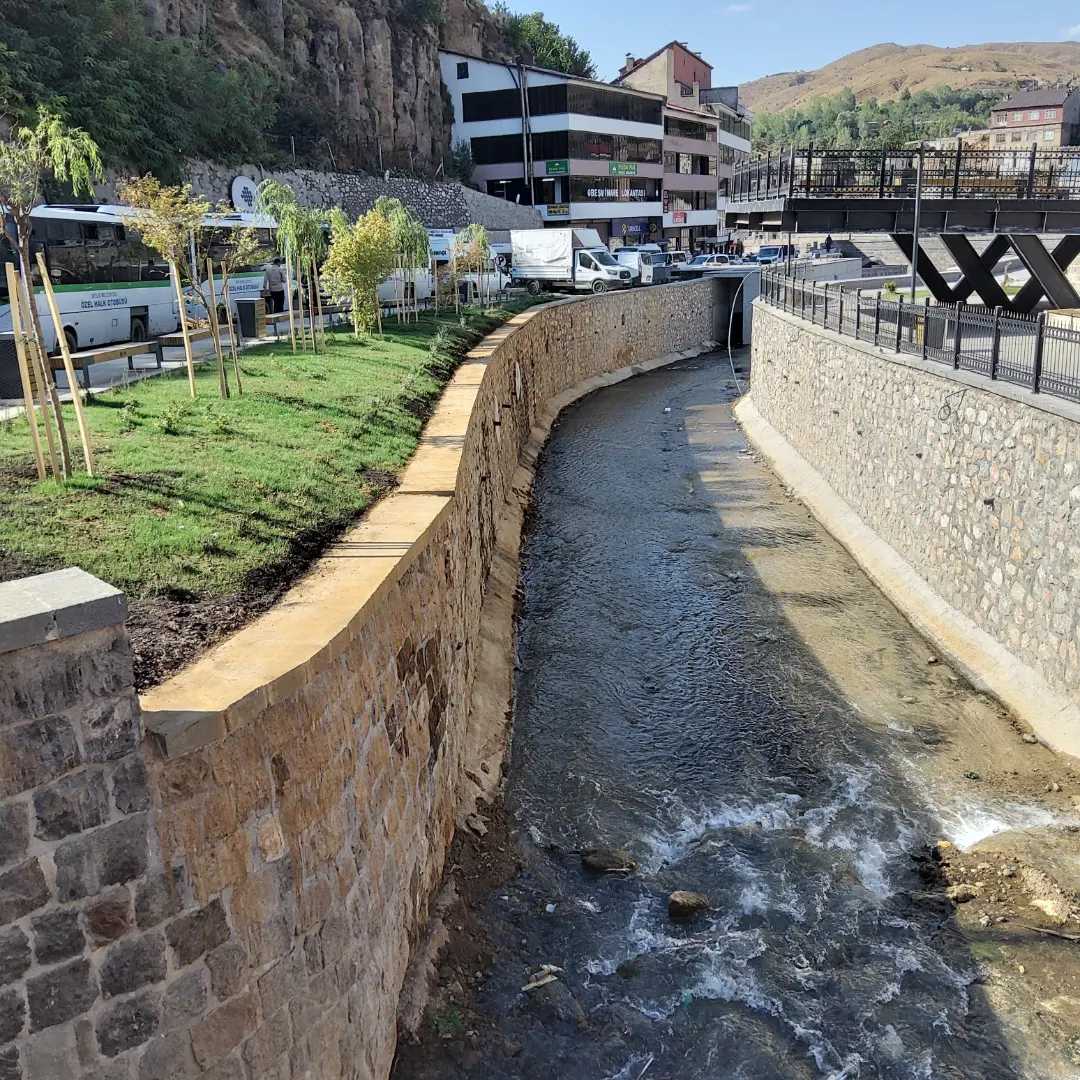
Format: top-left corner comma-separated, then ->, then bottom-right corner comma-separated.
392,352 -> 1080,1080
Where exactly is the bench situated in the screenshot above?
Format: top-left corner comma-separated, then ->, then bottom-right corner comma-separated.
52,340 -> 163,390
157,326 -> 216,349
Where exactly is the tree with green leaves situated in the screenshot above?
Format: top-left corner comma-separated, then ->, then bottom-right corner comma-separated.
490,4 -> 595,77
321,209 -> 397,338
0,106 -> 103,478
372,197 -> 429,322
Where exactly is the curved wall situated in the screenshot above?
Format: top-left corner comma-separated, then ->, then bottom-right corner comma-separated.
0,282 -> 720,1080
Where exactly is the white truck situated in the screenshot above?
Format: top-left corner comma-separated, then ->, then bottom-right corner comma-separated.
510,228 -> 633,295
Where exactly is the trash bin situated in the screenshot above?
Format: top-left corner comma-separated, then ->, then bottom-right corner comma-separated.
234,298 -> 267,340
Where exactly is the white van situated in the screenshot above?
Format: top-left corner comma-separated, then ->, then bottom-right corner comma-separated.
613,249 -> 670,286
510,228 -> 632,294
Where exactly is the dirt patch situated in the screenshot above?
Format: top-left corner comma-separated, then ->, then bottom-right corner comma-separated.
391,798 -> 523,1077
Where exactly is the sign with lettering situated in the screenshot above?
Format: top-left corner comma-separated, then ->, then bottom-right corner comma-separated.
672,211 -> 687,224
544,203 -> 570,217
585,187 -> 647,200
546,160 -> 569,175
609,162 -> 638,176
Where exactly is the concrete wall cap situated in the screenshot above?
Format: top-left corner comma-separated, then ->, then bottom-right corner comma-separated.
0,567 -> 126,654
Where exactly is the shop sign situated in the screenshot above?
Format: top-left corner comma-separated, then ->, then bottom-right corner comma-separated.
672,211 -> 687,224
546,160 -> 569,174
545,203 -> 570,216
609,162 -> 638,176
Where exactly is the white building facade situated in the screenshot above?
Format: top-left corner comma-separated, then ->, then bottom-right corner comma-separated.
439,50 -> 666,246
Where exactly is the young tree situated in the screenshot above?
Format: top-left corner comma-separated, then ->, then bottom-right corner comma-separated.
321,209 -> 396,338
0,106 -> 103,478
372,197 -> 429,323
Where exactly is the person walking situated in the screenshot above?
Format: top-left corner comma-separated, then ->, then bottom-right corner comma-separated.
824,234 -> 833,254
262,258 -> 287,313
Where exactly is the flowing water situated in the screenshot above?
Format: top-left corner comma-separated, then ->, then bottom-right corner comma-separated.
394,352 -> 1076,1080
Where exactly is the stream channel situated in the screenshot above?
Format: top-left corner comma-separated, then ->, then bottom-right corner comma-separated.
392,351 -> 1080,1080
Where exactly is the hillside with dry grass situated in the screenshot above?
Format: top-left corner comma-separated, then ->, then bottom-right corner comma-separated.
742,42 -> 1080,114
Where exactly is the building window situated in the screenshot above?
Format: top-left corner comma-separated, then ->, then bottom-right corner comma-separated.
568,131 -> 662,163
566,85 -> 662,125
1011,131 -> 1021,142
461,84 -> 569,123
1029,110 -> 1040,120
457,61 -> 469,79
1013,111 -> 1023,121
995,133 -> 1006,145
663,189 -> 717,212
1044,128 -> 1056,141
568,177 -> 661,202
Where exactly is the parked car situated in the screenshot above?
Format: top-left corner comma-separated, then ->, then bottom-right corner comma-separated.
671,253 -> 733,277
665,250 -> 691,267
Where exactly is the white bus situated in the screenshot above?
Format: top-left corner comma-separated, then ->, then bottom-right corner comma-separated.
0,205 -> 275,353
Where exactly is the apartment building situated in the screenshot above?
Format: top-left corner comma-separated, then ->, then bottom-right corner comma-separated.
439,50 -> 665,245
614,41 -> 752,250
989,89 -> 1080,149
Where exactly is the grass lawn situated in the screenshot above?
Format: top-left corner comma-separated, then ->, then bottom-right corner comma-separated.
0,302 -> 535,602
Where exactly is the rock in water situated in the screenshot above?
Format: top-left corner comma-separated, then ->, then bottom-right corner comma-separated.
668,891 -> 711,918
581,849 -> 637,874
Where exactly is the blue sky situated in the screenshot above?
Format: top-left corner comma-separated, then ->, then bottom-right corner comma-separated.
499,0 -> 1080,86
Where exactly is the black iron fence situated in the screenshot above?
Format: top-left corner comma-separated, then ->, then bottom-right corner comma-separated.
731,146 -> 1080,203
760,269 -> 1080,404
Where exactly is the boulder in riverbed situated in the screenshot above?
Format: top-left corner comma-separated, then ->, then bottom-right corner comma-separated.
581,849 -> 637,874
668,891 -> 711,919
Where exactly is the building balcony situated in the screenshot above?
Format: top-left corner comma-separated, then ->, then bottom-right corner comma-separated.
536,201 -> 663,222
663,209 -> 718,228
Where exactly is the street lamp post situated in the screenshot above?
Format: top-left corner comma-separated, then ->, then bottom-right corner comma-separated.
910,148 -> 923,304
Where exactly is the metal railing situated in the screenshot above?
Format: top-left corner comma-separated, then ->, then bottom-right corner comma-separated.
760,268 -> 1080,404
730,146 -> 1080,202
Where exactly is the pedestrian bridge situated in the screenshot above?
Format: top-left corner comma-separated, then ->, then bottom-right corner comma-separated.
722,146 -> 1080,312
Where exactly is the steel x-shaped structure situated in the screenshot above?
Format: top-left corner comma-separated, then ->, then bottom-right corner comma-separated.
888,233 -> 1080,313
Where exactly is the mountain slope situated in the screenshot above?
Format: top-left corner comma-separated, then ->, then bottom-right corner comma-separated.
742,42 -> 1080,114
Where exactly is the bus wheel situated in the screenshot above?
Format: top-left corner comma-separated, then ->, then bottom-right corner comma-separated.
526,280 -> 542,296
130,318 -> 147,342
64,328 -> 78,354
591,280 -> 609,294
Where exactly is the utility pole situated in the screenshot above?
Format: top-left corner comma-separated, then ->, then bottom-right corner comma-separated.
910,147 -> 923,304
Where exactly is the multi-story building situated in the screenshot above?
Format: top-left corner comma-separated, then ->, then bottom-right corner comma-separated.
989,89 -> 1080,150
614,41 -> 752,250
438,50 -> 665,245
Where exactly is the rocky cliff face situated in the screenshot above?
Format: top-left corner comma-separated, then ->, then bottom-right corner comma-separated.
142,0 -> 511,173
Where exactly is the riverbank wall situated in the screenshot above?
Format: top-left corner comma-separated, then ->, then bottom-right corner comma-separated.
739,300 -> 1080,758
0,282 -> 721,1080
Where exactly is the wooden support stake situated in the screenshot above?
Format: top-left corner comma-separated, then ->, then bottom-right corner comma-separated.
4,263 -> 47,479
311,258 -> 326,347
205,259 -> 229,398
170,261 -> 197,397
35,252 -> 95,476
221,276 -> 243,394
295,255 -> 308,350
283,258 -> 297,352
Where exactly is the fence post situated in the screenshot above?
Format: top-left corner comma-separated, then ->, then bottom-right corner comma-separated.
811,281 -> 817,323
990,308 -> 1001,379
895,295 -> 903,352
765,150 -> 772,196
874,294 -> 881,345
1027,145 -> 1038,199
878,150 -> 887,198
805,143 -> 814,195
823,281 -> 829,327
855,289 -> 862,337
1032,311 -> 1046,393
952,140 -> 963,198
922,297 -> 930,361
787,146 -> 796,197
952,303 -> 963,369
838,287 -> 845,335
800,277 -> 806,319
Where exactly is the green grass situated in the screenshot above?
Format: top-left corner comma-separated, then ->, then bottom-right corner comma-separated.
0,302 -> 535,599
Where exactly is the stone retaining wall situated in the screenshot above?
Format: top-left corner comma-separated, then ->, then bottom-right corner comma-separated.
0,282 -> 721,1080
746,301 -> 1080,752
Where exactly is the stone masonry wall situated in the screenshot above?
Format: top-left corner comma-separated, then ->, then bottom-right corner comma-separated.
0,282 -> 720,1080
750,301 -> 1080,705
